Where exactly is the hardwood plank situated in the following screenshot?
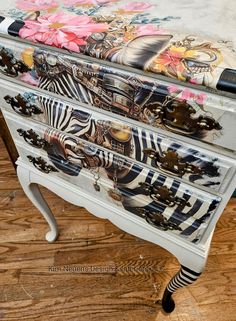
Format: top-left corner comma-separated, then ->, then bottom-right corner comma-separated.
0,110 -> 18,167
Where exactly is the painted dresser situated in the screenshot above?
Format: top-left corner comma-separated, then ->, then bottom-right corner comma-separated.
0,0 -> 235,313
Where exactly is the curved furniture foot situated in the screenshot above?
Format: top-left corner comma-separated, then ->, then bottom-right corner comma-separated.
17,165 -> 59,242
161,265 -> 202,313
162,288 -> 175,313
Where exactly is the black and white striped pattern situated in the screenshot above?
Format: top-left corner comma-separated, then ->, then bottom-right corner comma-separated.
32,91 -> 222,243
37,94 -> 224,191
42,126 -> 220,243
118,163 -> 220,242
38,72 -> 93,105
38,96 -> 96,135
0,16 -> 24,37
131,126 -> 223,190
166,265 -> 202,293
18,43 -> 221,242
161,265 -> 202,312
44,128 -> 116,170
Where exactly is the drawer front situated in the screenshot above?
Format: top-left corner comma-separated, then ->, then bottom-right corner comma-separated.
4,111 -> 221,243
0,37 -> 236,151
1,80 -> 235,193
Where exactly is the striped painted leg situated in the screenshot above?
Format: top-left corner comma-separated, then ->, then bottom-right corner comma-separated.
161,265 -> 202,313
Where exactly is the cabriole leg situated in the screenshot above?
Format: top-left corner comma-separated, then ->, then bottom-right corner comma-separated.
17,165 -> 59,242
162,265 -> 202,313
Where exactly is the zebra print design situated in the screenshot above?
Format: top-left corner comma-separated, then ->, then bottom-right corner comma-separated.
131,127 -> 223,189
38,73 -> 93,105
43,127 -> 220,243
162,265 -> 202,313
36,94 -> 226,192
166,265 -> 202,293
0,16 -> 24,37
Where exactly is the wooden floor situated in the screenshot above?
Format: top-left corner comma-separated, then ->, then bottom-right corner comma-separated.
0,137 -> 235,321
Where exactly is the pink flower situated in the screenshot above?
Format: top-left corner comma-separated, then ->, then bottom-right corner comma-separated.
168,85 -> 179,93
20,73 -> 40,86
64,0 -> 116,6
120,2 -> 154,12
64,0 -> 93,6
181,88 -> 195,101
195,93 -> 207,105
136,24 -> 164,36
189,78 -> 198,84
96,0 -> 117,3
95,0 -> 117,3
16,0 -> 58,11
179,89 -> 206,104
19,12 -> 108,52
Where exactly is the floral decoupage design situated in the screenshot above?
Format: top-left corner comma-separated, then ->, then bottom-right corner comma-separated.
1,0 -> 236,90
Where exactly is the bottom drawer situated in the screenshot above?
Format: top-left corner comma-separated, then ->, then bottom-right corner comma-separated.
15,141 -> 220,243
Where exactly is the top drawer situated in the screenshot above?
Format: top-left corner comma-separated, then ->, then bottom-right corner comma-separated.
0,79 -> 235,194
0,37 -> 236,151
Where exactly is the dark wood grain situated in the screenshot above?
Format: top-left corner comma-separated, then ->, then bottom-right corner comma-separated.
0,136 -> 235,321
0,110 -> 18,168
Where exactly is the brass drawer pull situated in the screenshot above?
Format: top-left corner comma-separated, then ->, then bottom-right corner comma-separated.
138,208 -> 182,231
4,94 -> 42,117
147,99 -> 222,135
27,156 -> 58,174
17,129 -> 51,150
139,182 -> 191,208
143,148 -> 202,177
0,46 -> 30,77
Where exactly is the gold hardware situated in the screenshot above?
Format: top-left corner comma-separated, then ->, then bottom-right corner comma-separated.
0,46 -> 30,77
147,100 -> 222,135
143,148 -> 202,177
137,208 -> 182,231
17,128 -> 51,150
4,94 -> 42,117
27,156 -> 58,174
138,182 -> 191,208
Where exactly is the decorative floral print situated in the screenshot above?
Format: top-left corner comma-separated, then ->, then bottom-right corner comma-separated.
119,2 -> 154,13
135,24 -> 165,36
16,0 -> 58,11
2,0 -> 235,91
64,0 -> 117,6
19,72 -> 40,86
149,40 -> 223,84
168,85 -> 207,105
19,12 -> 108,52
152,45 -> 199,81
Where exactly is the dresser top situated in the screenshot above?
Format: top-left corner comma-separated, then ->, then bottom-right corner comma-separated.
0,0 -> 235,93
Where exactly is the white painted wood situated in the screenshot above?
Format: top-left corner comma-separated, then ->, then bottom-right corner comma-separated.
6,117 -> 236,247
17,164 -> 59,242
16,159 -> 209,272
13,137 -> 221,244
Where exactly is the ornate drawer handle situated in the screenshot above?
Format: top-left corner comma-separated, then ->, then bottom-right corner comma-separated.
0,46 -> 30,77
17,129 -> 52,150
4,94 -> 42,117
147,100 -> 222,135
138,182 -> 191,208
27,156 -> 58,174
138,208 -> 182,231
143,148 -> 202,177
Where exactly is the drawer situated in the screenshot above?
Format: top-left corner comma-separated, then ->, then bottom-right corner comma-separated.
0,37 -> 236,152
3,111 -> 221,244
1,80 -> 235,193
17,142 -> 219,243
